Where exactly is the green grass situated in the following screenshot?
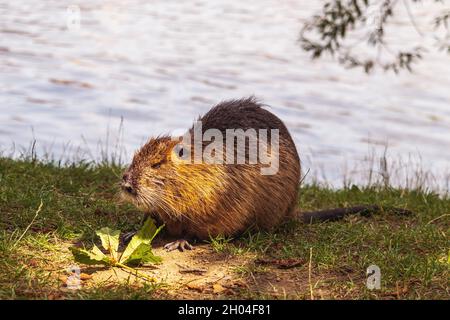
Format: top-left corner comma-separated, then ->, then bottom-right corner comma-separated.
0,157 -> 448,299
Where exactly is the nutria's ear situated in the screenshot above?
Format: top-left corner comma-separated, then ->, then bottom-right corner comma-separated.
170,135 -> 183,143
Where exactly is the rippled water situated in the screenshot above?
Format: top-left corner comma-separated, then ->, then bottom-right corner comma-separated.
1,1 -> 449,189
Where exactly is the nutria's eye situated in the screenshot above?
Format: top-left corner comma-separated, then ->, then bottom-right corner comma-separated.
151,162 -> 162,169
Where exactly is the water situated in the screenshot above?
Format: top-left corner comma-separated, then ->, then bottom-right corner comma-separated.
1,1 -> 449,190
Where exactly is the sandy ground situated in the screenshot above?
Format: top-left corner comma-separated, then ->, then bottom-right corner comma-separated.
69,239 -> 331,299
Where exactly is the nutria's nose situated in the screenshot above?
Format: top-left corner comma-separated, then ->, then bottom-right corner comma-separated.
121,182 -> 136,196
121,173 -> 136,196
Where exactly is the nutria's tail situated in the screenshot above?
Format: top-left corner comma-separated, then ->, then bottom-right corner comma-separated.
299,205 -> 412,223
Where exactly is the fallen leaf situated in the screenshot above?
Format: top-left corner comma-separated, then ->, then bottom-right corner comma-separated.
213,283 -> 226,294
80,273 -> 92,281
96,227 -> 120,261
187,281 -> 205,292
69,245 -> 111,266
119,219 -> 163,265
70,218 -> 163,267
59,275 -> 68,284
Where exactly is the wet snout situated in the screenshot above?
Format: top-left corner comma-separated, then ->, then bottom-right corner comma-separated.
121,172 -> 137,196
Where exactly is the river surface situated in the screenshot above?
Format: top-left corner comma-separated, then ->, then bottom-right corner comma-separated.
1,1 -> 449,190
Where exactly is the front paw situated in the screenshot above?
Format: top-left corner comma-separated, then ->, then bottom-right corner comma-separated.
164,239 -> 194,252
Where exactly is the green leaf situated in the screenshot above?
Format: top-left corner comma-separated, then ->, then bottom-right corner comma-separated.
124,243 -> 163,266
119,218 -> 163,265
96,227 -> 120,261
70,245 -> 111,266
70,219 -> 163,269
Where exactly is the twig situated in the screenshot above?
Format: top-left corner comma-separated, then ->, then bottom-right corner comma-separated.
176,263 -> 208,275
426,213 -> 450,225
13,200 -> 43,248
308,247 -> 314,300
403,0 -> 425,37
115,262 -> 157,283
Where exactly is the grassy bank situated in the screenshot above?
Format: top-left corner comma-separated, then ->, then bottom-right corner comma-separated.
0,157 -> 448,299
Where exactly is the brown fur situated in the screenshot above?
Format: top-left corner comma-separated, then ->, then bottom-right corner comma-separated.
122,97 -> 301,240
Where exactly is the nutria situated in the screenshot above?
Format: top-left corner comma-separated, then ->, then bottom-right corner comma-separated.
121,97 -> 411,251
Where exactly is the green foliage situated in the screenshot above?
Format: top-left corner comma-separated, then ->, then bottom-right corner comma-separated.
120,219 -> 163,265
300,0 -> 449,73
70,245 -> 111,266
96,227 -> 120,261
70,218 -> 163,267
